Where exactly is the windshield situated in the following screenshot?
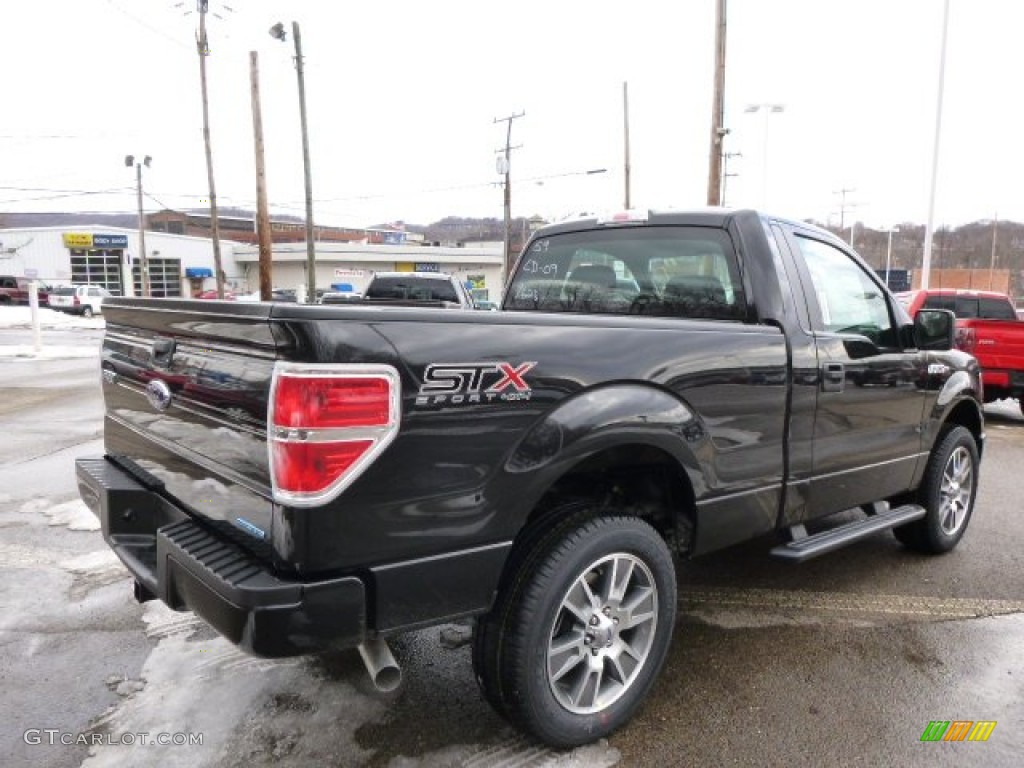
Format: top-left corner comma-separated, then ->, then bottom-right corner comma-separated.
505,226 -> 746,320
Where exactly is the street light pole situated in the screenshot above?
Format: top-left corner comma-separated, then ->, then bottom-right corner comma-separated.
885,226 -> 899,287
744,103 -> 784,209
270,21 -> 317,303
921,0 -> 951,290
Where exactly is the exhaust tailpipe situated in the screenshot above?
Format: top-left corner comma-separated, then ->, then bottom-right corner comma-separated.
357,636 -> 402,693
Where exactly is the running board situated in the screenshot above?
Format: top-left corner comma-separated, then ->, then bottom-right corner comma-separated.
771,504 -> 926,562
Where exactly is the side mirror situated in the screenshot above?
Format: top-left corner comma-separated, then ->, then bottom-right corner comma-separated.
914,308 -> 955,351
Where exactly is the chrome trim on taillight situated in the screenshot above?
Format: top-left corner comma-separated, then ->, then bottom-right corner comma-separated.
268,362 -> 401,507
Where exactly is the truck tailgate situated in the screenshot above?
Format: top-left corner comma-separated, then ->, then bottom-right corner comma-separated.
967,318 -> 1024,372
99,299 -> 279,551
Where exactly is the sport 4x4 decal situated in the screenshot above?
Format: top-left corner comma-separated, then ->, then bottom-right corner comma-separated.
415,362 -> 537,406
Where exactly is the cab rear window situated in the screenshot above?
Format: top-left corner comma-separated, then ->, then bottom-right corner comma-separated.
505,227 -> 745,321
922,295 -> 1016,320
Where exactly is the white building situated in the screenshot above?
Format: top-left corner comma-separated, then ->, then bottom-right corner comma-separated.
233,241 -> 505,302
0,225 -> 507,301
0,226 -> 246,297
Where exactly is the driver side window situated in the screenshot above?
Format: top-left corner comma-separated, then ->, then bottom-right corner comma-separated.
795,235 -> 897,347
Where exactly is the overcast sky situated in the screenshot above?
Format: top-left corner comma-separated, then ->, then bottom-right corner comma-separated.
2,0 -> 1021,230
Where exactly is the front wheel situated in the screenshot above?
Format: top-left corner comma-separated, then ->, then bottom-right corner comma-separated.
475,510 -> 677,748
894,425 -> 979,553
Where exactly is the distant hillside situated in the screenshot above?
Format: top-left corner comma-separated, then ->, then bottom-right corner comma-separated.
0,211 -> 138,229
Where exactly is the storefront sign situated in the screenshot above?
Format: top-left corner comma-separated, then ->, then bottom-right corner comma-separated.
414,262 -> 440,273
62,233 -> 128,249
93,234 -> 128,248
63,232 -> 94,248
334,268 -> 365,278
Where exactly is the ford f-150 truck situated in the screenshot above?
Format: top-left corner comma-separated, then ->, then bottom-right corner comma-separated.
897,288 -> 1024,413
77,209 -> 983,747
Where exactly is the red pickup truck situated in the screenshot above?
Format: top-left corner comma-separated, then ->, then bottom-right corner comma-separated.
897,289 -> 1024,412
0,275 -> 51,305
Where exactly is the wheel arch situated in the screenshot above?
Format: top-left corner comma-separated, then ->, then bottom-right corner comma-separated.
500,383 -> 705,572
935,396 -> 985,458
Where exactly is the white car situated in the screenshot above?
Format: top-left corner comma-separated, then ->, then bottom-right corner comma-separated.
48,284 -> 111,317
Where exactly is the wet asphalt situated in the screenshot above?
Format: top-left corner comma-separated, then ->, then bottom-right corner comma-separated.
1,334 -> 1021,767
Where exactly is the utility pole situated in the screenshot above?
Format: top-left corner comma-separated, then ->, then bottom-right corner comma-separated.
988,213 -> 998,291
293,22 -> 317,303
706,0 -> 728,206
197,0 -> 225,297
250,52 -> 273,301
494,111 -> 524,287
270,21 -> 317,302
623,82 -> 631,209
721,151 -> 741,207
833,187 -> 856,231
135,160 -> 151,297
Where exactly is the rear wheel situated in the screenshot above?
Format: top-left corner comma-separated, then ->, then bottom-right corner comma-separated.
473,507 -> 676,748
894,425 -> 978,553
81,306 -> 94,318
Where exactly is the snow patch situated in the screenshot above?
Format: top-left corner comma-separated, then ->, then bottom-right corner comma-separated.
60,549 -> 121,573
387,736 -> 621,768
0,305 -> 105,330
83,602 -> 383,768
41,499 -> 101,531
0,344 -> 100,359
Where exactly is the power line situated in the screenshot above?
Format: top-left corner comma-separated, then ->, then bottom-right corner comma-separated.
105,0 -> 192,51
0,187 -> 133,205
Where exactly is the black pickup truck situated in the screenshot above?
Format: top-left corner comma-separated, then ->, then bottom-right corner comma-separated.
77,209 -> 983,747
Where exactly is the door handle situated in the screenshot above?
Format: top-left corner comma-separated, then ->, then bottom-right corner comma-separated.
822,362 -> 845,392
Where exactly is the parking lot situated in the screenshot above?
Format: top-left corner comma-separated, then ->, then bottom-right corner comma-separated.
1,323 -> 1021,767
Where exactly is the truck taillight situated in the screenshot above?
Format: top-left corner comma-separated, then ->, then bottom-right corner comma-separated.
269,363 -> 400,507
955,326 -> 976,354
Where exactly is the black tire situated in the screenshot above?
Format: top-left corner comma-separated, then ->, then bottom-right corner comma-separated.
474,507 -> 676,748
894,425 -> 978,553
82,306 -> 94,318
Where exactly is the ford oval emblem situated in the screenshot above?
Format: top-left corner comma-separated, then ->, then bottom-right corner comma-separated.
145,380 -> 173,412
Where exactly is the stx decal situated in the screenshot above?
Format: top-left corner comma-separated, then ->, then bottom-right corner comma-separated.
416,362 -> 538,406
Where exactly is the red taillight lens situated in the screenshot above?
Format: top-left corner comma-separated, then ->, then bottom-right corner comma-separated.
955,326 -> 976,354
269,364 -> 400,506
273,376 -> 391,428
272,439 -> 373,494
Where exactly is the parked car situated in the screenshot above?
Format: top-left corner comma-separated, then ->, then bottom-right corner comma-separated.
896,288 -> 1024,410
48,284 -> 111,317
195,289 -> 238,300
362,271 -> 475,309
319,290 -> 363,305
